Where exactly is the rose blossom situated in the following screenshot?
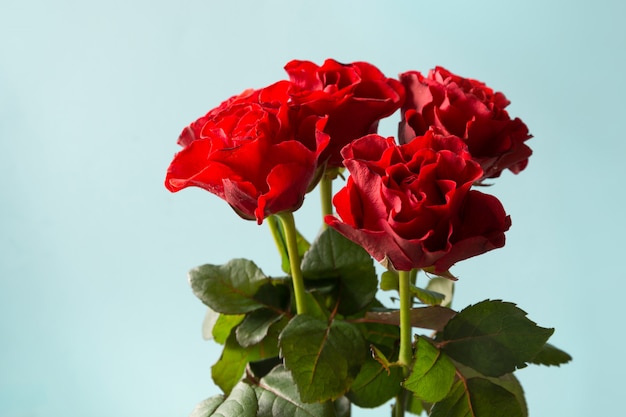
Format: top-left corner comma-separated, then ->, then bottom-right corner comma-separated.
165,81 -> 329,224
325,132 -> 511,273
285,59 -> 405,167
399,67 -> 532,179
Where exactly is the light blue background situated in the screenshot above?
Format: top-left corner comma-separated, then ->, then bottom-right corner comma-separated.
1,0 -> 624,416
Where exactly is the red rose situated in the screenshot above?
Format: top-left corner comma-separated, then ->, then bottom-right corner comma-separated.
285,59 -> 405,167
399,67 -> 532,179
165,81 -> 329,224
325,132 -> 511,273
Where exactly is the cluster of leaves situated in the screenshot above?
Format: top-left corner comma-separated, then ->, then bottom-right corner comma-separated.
188,226 -> 570,417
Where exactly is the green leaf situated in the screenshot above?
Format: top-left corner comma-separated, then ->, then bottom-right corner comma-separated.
490,374 -> 527,417
347,356 -> 403,408
404,337 -> 455,403
300,291 -> 330,321
267,216 -> 311,275
253,281 -> 291,312
380,270 -> 446,306
212,327 -> 280,395
439,300 -> 554,377
255,365 -> 337,417
236,309 -> 283,348
454,364 -> 528,417
380,271 -> 399,291
354,321 -> 400,350
211,333 -> 255,396
301,228 -> 378,315
353,299 -> 400,350
410,284 -> 445,306
213,314 -> 245,345
380,271 -> 454,307
405,393 -> 425,415
189,395 -> 225,417
247,357 -> 283,380
528,342 -> 572,366
430,378 -> 525,417
363,306 -> 456,332
279,314 -> 366,402
425,277 -> 454,308
189,259 -> 270,314
207,381 -> 258,417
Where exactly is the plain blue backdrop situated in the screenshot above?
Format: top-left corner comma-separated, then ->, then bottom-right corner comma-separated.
1,0 -> 624,416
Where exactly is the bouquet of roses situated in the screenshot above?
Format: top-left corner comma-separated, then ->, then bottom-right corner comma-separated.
165,59 -> 570,417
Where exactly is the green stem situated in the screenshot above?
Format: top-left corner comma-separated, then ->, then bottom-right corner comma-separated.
398,270 -> 413,369
395,269 -> 413,417
277,212 -> 308,315
320,172 -> 333,226
394,389 -> 407,417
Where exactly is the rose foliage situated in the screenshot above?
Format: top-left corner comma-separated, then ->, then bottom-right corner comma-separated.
166,59 -> 570,417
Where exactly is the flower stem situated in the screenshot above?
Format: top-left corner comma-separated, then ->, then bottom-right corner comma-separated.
277,212 -> 308,315
320,172 -> 333,226
395,269 -> 413,417
394,389 -> 407,417
398,269 -> 413,369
